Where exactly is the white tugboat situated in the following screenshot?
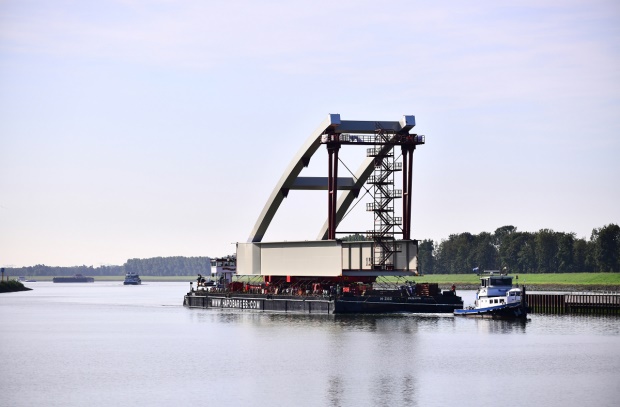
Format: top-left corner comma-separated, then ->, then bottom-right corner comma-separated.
454,271 -> 528,319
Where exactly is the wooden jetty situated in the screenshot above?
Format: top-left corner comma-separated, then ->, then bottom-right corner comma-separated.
526,292 -> 620,315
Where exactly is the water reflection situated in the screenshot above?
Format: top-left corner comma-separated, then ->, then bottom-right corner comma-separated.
372,375 -> 394,407
4,283 -> 619,407
401,375 -> 416,406
188,307 -> 538,337
530,313 -> 620,335
471,318 -> 529,334
327,375 -> 343,407
325,373 -> 418,407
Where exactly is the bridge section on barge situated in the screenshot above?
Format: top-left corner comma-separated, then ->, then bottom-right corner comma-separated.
237,114 -> 427,282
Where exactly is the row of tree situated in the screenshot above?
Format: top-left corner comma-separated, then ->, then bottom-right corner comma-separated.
6,224 -> 619,275
418,224 -> 620,274
6,256 -> 212,277
124,256 -> 211,276
7,264 -> 125,277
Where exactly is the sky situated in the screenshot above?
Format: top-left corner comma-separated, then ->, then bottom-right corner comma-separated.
1,0 -> 619,267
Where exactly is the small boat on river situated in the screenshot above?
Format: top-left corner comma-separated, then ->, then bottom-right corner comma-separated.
454,272 -> 528,320
123,271 -> 142,285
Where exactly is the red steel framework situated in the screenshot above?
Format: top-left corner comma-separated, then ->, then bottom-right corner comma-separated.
321,131 -> 425,269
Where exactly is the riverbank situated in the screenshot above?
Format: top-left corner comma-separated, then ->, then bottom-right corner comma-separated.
436,283 -> 619,292
0,280 -> 32,293
15,276 -> 192,282
405,273 -> 620,292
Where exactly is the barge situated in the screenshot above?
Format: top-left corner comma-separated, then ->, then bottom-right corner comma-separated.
52,274 -> 94,283
184,281 -> 463,314
184,114 -> 461,315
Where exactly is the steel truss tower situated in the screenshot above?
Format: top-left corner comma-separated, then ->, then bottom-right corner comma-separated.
320,127 -> 425,270
366,127 -> 402,270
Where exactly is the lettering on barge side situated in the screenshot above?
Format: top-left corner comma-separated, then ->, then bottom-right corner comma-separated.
210,298 -> 261,310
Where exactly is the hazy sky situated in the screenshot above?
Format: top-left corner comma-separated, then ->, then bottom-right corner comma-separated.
1,0 -> 619,267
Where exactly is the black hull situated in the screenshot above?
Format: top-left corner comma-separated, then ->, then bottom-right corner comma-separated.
335,296 -> 462,314
53,277 -> 94,283
184,292 -> 463,314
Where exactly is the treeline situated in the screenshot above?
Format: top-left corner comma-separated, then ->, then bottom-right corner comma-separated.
6,264 -> 124,277
5,256 -> 212,277
124,256 -> 211,276
418,224 -> 620,274
6,224 -> 620,276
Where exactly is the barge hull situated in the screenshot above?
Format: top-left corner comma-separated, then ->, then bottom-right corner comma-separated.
184,292 -> 462,314
185,294 -> 333,313
52,277 -> 95,283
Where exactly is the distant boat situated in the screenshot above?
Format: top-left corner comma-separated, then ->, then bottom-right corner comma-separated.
454,272 -> 528,320
123,271 -> 141,285
52,274 -> 94,283
18,276 -> 37,282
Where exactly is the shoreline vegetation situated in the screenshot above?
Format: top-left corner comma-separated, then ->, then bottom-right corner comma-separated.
0,280 -> 32,293
10,273 -> 620,292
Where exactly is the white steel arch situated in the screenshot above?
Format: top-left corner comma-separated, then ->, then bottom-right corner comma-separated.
248,114 -> 416,243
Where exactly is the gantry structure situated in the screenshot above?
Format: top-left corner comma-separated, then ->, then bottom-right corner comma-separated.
238,114 -> 425,279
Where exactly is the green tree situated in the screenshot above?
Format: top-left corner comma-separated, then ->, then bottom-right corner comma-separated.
556,233 -> 575,273
493,225 -> 517,249
417,239 -> 435,274
535,229 -> 558,273
473,232 -> 499,270
593,224 -> 620,272
499,231 -> 526,272
517,235 -> 536,273
572,238 -> 590,272
435,232 -> 498,274
341,233 -> 367,242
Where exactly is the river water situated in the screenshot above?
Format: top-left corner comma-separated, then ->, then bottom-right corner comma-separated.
1,282 -> 619,407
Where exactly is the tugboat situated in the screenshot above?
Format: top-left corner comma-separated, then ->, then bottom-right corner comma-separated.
123,271 -> 142,285
454,271 -> 528,320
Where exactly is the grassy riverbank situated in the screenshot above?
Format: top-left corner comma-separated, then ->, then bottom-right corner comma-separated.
384,273 -> 620,291
0,280 -> 32,293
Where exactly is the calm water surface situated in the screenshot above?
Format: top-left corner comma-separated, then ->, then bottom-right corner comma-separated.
1,282 -> 619,407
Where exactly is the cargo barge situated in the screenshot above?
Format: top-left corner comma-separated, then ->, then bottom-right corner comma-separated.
52,274 -> 94,283
184,281 -> 463,314
184,114 -> 462,315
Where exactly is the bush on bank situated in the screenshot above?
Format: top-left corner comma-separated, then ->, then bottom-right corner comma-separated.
0,280 -> 32,293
